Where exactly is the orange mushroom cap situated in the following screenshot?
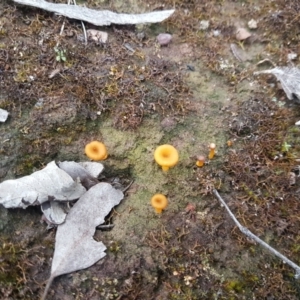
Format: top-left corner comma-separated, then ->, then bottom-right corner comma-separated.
154,144 -> 179,171
151,194 -> 168,213
85,141 -> 108,161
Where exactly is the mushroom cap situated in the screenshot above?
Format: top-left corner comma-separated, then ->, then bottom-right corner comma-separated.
196,155 -> 205,167
154,144 -> 179,168
85,141 -> 108,161
196,155 -> 205,162
209,143 -> 216,150
151,194 -> 168,213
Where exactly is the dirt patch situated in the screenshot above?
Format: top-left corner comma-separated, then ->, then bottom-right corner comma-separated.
1,0 -> 300,299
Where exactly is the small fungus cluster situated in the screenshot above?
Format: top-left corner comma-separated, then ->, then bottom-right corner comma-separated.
195,143 -> 217,168
151,144 -> 179,213
84,141 -> 218,214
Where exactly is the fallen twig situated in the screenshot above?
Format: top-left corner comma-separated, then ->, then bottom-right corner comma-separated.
71,0 -> 87,45
13,0 -> 175,26
56,0 -> 70,47
256,58 -> 276,68
212,189 -> 300,279
230,43 -> 243,62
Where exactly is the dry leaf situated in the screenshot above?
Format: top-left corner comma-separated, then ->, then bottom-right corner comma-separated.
41,161 -> 105,224
78,161 -> 104,178
41,201 -> 69,225
0,161 -> 86,208
58,161 -> 103,189
254,67 -> 300,101
41,182 -> 124,300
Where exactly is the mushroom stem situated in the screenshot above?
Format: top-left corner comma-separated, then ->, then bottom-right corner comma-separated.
208,143 -> 216,160
154,207 -> 163,213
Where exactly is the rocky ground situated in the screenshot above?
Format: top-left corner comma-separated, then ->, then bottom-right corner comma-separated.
1,0 -> 300,299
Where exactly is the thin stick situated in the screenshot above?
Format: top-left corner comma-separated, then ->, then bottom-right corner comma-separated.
57,0 -> 87,47
122,180 -> 134,193
230,43 -> 243,62
255,58 -> 276,68
72,0 -> 87,45
56,0 -> 71,47
41,275 -> 54,300
212,189 -> 300,279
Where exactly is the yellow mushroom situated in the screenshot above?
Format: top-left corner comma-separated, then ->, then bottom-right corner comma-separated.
151,194 -> 168,213
85,141 -> 108,161
196,155 -> 205,167
208,143 -> 216,160
154,144 -> 179,171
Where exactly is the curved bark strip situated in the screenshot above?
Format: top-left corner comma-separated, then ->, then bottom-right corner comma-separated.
13,0 -> 175,26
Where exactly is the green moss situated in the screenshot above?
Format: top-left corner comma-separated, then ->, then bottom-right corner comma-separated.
108,241 -> 122,253
224,280 -> 244,293
0,239 -> 29,293
14,154 -> 42,175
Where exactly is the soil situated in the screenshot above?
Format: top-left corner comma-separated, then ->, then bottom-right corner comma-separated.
1,0 -> 300,299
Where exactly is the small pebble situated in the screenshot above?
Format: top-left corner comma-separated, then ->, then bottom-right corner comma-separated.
87,29 -> 108,44
236,28 -> 251,41
137,31 -> 145,41
187,65 -> 195,71
199,20 -> 209,30
287,52 -> 297,61
248,19 -> 258,29
0,108 -> 9,122
156,33 -> 172,46
213,30 -> 221,37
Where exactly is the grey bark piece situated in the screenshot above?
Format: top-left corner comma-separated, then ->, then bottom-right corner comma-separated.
0,161 -> 86,209
13,0 -> 175,26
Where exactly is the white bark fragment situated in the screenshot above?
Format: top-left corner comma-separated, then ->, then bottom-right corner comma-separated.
0,108 -> 9,122
13,0 -> 175,26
